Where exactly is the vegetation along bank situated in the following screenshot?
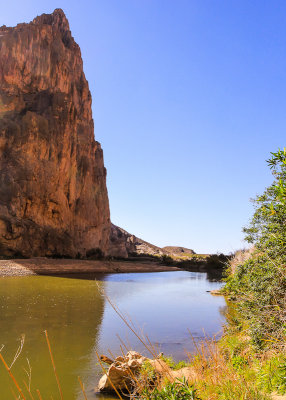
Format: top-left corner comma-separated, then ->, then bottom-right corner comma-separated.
97,149 -> 286,400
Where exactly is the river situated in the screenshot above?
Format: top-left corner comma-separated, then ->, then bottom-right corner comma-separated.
0,269 -> 225,399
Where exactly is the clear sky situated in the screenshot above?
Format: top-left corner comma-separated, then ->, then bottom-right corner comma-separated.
1,1 -> 285,254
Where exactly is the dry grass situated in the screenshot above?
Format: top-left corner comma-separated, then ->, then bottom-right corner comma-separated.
228,247 -> 255,274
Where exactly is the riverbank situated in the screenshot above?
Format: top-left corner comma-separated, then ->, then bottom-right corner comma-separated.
128,152 -> 286,400
119,329 -> 286,400
96,298 -> 285,400
0,258 -> 180,277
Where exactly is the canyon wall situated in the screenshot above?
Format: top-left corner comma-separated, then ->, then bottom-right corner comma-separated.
0,9 -> 110,257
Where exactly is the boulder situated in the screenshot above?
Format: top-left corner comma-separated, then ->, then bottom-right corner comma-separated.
98,351 -> 147,392
97,350 -> 197,394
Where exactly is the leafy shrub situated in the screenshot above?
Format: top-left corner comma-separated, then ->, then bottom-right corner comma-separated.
231,355 -> 248,371
140,378 -> 200,400
141,360 -> 157,382
258,356 -> 286,395
160,355 -> 188,370
160,255 -> 174,265
223,149 -> 286,348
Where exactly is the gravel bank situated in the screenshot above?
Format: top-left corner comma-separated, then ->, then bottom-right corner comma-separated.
0,258 -> 179,277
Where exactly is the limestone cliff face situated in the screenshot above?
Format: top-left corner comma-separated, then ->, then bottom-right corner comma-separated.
0,9 -> 110,257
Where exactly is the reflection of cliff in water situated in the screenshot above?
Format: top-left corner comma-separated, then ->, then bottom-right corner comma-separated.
0,275 -> 105,399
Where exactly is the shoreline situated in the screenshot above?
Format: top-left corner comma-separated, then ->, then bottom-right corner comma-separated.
0,258 -> 179,277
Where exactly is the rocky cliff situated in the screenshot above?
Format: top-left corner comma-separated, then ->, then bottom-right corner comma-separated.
0,9 -> 110,257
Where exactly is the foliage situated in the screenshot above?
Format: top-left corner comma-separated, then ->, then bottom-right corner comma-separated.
160,355 -> 188,370
205,253 -> 230,268
140,377 -> 200,400
257,355 -> 286,395
223,148 -> 286,348
178,333 -> 271,400
141,360 -> 158,382
160,254 -> 174,265
230,354 -> 248,370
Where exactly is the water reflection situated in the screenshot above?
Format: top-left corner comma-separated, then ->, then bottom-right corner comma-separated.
97,272 -> 225,362
0,276 -> 105,399
0,270 -> 225,400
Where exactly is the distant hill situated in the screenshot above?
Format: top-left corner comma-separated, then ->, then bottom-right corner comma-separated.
108,225 -> 195,259
162,246 -> 196,256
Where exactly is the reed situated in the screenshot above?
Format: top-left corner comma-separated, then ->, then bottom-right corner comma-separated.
0,352 -> 26,400
44,330 -> 64,400
78,376 -> 88,400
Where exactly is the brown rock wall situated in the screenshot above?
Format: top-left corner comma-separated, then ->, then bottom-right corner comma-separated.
0,9 -> 110,257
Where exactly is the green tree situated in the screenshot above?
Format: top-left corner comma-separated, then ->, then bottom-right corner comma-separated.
224,149 -> 286,348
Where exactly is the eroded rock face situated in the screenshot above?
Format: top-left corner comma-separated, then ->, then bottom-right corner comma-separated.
0,9 -> 110,257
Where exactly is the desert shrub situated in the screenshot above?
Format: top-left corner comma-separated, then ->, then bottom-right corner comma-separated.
215,379 -> 270,400
160,355 -> 188,370
140,377 -> 200,400
224,149 -> 286,348
257,356 -> 286,395
206,253 -> 230,268
160,254 -> 174,265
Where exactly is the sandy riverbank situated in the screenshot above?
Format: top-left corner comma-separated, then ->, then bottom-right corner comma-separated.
0,258 -> 179,277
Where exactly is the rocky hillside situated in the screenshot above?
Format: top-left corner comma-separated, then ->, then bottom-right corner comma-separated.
108,224 -> 163,258
162,246 -> 195,256
108,224 -> 195,259
0,9 -> 110,257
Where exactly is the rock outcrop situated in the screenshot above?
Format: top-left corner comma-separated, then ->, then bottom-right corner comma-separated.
97,351 -> 197,394
108,224 -> 165,258
162,246 -> 195,256
108,224 -> 196,259
97,351 -> 148,392
0,9 -> 110,257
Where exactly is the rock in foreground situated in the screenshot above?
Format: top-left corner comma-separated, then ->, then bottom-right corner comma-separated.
0,9 -> 110,257
97,351 -> 197,394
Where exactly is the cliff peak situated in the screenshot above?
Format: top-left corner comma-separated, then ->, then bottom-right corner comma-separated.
32,8 -> 70,32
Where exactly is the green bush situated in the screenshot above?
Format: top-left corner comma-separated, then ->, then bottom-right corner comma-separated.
223,149 -> 286,348
141,378 -> 200,400
160,355 -> 188,370
257,356 -> 286,395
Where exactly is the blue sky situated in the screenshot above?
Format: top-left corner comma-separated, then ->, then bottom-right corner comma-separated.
2,1 -> 285,253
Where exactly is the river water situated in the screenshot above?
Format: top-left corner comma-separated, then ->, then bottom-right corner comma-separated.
0,269 -> 225,399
